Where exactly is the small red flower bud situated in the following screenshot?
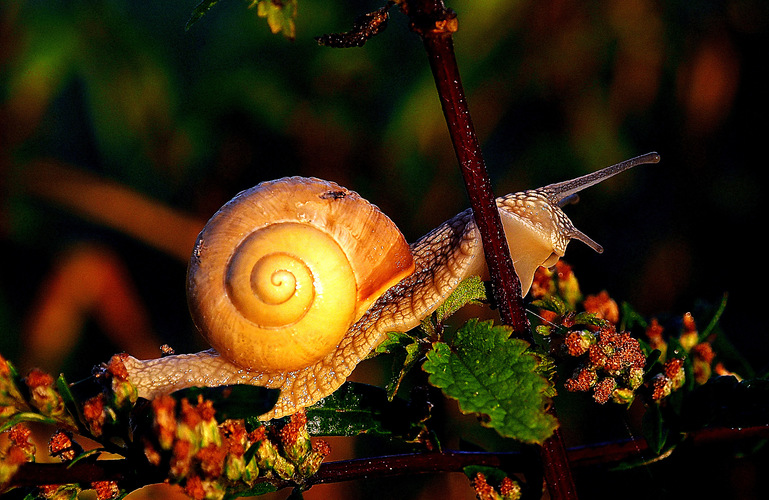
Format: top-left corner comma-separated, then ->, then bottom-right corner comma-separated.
565,367 -> 597,392
592,377 -> 617,404
650,373 -> 672,400
471,472 -> 496,500
49,429 -> 81,462
91,480 -> 120,500
499,476 -> 522,500
83,393 -> 106,437
584,291 -> 619,324
679,312 -> 699,351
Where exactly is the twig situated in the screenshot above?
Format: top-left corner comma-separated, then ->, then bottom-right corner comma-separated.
400,0 -> 577,497
307,449 -> 529,486
10,425 -> 769,490
7,458 -> 158,490
402,0 -> 529,337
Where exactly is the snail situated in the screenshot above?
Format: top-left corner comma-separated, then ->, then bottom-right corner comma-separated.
120,152 -> 660,420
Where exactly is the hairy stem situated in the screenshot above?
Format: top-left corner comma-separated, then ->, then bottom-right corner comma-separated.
403,0 -> 529,337
402,0 -> 577,497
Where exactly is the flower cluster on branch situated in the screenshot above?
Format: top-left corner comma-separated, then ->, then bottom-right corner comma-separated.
2,348 -> 332,499
0,260 -> 745,500
142,394 -> 330,499
530,262 -> 737,408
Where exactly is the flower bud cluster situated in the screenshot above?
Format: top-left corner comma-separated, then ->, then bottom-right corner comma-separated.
144,395 -> 330,500
91,480 -> 121,500
563,322 -> 646,404
1,357 -> 127,498
470,472 -> 521,500
531,261 -> 581,310
643,312 -> 738,400
37,484 -> 82,499
0,355 -> 25,421
2,356 -> 77,430
583,290 -> 620,324
649,358 -> 685,400
44,429 -> 120,500
48,429 -> 83,462
531,268 -> 651,405
530,265 -> 742,406
24,369 -> 67,420
1,424 -> 36,490
104,354 -> 139,408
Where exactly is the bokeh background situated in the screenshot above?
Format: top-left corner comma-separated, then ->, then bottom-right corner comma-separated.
1,0 -> 768,498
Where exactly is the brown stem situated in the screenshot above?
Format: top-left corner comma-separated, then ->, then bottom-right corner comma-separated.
403,0 -> 529,337
401,0 -> 577,497
10,425 -> 769,491
308,449 -> 529,486
538,425 -> 577,498
6,458 -> 159,490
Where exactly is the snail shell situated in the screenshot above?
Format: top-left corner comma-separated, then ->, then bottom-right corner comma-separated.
186,177 -> 415,373
121,153 -> 660,419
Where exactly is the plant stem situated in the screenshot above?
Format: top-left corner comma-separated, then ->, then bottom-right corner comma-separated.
308,449 -> 528,486
402,0 -> 529,337
401,0 -> 577,497
7,458 -> 159,491
538,426 -> 578,498
11,424 -> 769,490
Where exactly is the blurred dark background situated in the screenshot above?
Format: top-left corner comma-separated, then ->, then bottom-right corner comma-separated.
1,0 -> 768,498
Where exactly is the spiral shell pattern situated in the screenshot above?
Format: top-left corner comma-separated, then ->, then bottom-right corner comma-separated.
186,177 -> 415,374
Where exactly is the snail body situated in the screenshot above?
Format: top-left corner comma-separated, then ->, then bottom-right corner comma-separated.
122,153 -> 660,419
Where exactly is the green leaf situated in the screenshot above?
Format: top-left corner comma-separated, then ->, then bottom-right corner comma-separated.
224,483 -> 278,500
0,412 -> 59,432
374,331 -> 417,356
416,276 -> 487,338
68,448 -> 104,466
572,312 -> 606,328
699,293 -> 728,340
253,0 -> 297,40
387,340 -> 422,400
531,295 -> 571,317
186,0 -> 221,31
56,374 -> 77,412
304,382 -> 426,440
422,319 -> 558,444
463,465 -> 508,483
620,301 -> 648,332
169,385 -> 280,421
434,275 -> 487,323
375,331 -> 424,400
56,374 -> 88,433
419,315 -> 436,337
641,403 -> 668,455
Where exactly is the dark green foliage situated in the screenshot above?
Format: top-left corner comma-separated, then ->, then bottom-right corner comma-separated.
423,319 -> 558,444
169,385 -> 281,421
304,382 -> 429,441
